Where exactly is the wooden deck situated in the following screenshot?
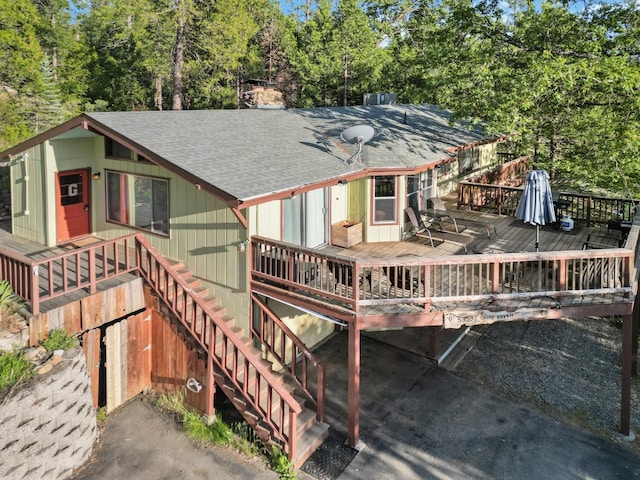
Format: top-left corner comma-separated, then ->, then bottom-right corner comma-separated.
251,205 -> 637,328
0,229 -> 139,315
1,203 -> 636,325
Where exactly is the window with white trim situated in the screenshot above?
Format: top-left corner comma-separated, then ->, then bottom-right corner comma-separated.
373,176 -> 397,223
106,171 -> 169,236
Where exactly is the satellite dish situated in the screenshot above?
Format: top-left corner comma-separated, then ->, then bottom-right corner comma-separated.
340,125 -> 374,163
341,125 -> 375,145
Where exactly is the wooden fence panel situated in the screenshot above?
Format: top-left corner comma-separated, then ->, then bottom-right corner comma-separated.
82,329 -> 101,409
105,311 -> 153,413
127,310 -> 152,398
106,320 -> 124,413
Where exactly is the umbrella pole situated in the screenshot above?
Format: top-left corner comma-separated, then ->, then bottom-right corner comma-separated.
535,225 -> 540,252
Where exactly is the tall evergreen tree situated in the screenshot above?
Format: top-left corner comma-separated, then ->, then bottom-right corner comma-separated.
388,0 -> 640,195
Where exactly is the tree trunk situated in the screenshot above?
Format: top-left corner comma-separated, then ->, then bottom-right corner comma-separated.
172,15 -> 185,110
343,53 -> 348,106
155,74 -> 163,110
51,14 -> 58,81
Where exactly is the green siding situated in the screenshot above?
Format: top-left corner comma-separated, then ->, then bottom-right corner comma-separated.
10,144 -> 47,245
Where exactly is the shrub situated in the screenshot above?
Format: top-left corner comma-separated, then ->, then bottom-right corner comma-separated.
40,329 -> 78,352
0,349 -> 33,392
0,280 -> 14,310
183,409 -> 233,445
269,446 -> 297,480
155,390 -> 298,479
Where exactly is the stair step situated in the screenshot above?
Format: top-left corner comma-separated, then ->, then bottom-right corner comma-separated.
295,407 -> 316,434
153,259 -> 327,465
293,421 -> 330,468
175,266 -> 191,278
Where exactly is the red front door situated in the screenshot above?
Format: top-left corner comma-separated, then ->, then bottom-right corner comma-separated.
56,169 -> 90,243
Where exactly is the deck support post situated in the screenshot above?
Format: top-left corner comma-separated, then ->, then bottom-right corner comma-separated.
347,324 -> 361,448
620,313 -> 633,438
632,296 -> 639,377
204,329 -> 216,425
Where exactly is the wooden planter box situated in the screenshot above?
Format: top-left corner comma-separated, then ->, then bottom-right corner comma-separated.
331,221 -> 362,248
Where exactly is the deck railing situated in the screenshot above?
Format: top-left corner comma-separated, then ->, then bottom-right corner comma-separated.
469,155 -> 530,187
0,234 -> 139,315
250,235 -> 635,318
251,292 -> 325,422
458,182 -> 637,225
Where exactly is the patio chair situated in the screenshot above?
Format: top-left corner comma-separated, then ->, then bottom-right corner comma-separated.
403,206 -> 435,248
405,207 -> 475,254
426,197 -> 497,238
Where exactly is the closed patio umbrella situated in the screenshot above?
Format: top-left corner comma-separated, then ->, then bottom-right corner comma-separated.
515,169 -> 556,252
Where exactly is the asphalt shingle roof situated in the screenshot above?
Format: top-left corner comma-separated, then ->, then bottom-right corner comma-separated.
85,104 -> 486,203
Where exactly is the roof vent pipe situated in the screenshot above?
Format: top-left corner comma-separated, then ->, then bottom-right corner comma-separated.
404,111 -> 407,124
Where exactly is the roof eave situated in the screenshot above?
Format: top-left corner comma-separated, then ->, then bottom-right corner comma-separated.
83,116 -> 240,207
0,116 -> 89,160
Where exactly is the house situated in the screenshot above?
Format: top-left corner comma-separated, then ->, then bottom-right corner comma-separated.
0,104 -> 637,465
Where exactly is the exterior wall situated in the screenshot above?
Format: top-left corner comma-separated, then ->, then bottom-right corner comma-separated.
330,184 -> 348,226
13,134 -> 250,333
9,144 -> 48,245
249,200 -> 282,240
0,348 -> 97,480
151,309 -> 208,413
363,175 -> 403,243
347,178 -> 367,236
91,153 -> 248,330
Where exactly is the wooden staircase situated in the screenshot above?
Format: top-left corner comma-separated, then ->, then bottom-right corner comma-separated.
135,236 -> 328,466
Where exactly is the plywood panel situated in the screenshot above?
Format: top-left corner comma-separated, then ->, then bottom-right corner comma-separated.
119,318 -> 128,406
106,320 -> 126,412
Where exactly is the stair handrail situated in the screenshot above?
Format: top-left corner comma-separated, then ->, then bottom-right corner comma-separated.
251,292 -> 325,422
133,234 -> 303,413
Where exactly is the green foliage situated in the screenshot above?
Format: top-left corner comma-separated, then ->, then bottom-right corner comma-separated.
0,280 -> 14,310
97,406 -> 107,423
229,420 -> 264,457
269,446 -> 297,480
285,0 -> 390,107
155,388 -> 188,415
0,0 -> 44,91
40,329 -> 78,352
155,390 -> 297,478
183,409 -> 234,445
0,348 -> 33,392
0,0 -> 635,201
388,0 -> 640,197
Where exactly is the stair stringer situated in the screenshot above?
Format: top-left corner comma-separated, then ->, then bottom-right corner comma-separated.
135,235 -> 326,464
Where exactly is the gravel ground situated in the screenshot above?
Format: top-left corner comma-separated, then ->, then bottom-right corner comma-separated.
453,316 -> 640,450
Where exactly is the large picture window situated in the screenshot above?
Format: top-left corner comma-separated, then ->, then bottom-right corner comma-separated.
106,171 -> 169,236
373,176 -> 397,223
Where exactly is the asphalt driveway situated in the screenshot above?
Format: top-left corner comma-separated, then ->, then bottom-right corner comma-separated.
305,330 -> 640,480
72,330 -> 640,480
